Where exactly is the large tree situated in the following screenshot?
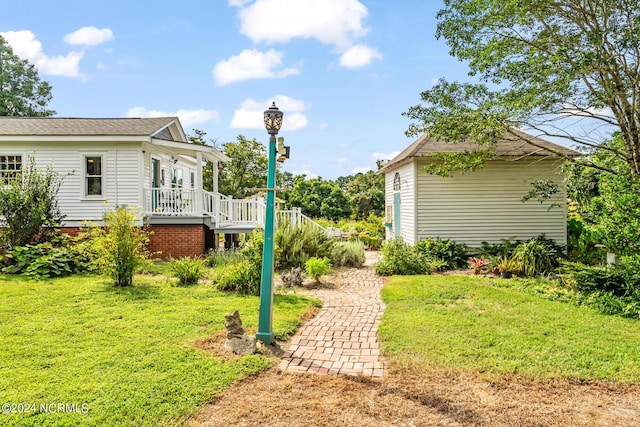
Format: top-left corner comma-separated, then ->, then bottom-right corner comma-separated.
0,35 -> 54,117
404,0 -> 640,176
344,170 -> 385,219
218,135 -> 269,198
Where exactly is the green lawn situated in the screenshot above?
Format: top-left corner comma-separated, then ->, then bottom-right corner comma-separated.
379,275 -> 640,382
0,273 -> 319,427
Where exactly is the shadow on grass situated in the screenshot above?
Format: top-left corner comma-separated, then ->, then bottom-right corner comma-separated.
347,375 -> 485,425
98,282 -> 162,301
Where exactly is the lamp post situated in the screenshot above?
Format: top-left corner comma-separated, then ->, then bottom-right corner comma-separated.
257,102 -> 283,345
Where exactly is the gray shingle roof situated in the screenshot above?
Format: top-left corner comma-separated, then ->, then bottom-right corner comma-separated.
0,117 -> 177,136
380,129 -> 579,173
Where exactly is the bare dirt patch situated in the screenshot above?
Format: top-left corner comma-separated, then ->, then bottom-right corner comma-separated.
189,367 -> 640,427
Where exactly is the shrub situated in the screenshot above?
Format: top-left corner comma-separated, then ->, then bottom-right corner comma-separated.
305,257 -> 332,283
416,237 -> 468,270
0,159 -> 65,248
205,250 -> 244,268
170,257 -> 206,286
275,222 -> 334,270
2,234 -> 90,279
512,236 -> 564,277
214,260 -> 260,295
82,207 -> 150,287
375,238 -> 433,276
468,257 -> 491,275
476,238 -> 521,259
331,240 -> 365,267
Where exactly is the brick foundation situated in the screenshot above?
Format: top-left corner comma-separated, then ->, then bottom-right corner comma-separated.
147,224 -> 206,259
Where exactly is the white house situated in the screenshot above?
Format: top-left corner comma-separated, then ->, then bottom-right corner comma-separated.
0,117 -> 269,257
380,129 -> 578,247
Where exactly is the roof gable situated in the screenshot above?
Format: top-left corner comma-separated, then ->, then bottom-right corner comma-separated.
380,129 -> 579,173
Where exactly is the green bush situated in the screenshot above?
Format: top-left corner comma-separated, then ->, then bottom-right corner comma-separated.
214,260 -> 260,295
170,257 -> 206,286
205,250 -> 244,268
375,238 -> 434,276
0,159 -> 64,248
567,217 -> 603,264
305,257 -> 332,283
416,237 -> 468,270
331,240 -> 365,267
475,238 -> 522,259
2,234 -> 90,279
82,207 -> 151,287
560,258 -> 640,298
512,236 -> 564,277
275,222 -> 334,270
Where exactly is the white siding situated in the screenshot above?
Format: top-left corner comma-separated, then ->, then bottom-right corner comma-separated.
1,142 -> 143,225
415,159 -> 567,247
384,161 -> 417,244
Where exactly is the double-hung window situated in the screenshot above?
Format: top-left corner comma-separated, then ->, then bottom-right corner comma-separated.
0,155 -> 22,184
84,155 -> 103,196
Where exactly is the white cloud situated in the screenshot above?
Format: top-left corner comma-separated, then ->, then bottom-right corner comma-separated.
373,151 -> 400,161
318,122 -> 328,130
212,48 -> 300,86
293,169 -> 318,179
337,157 -> 347,164
352,166 -> 372,174
228,0 -> 252,6
233,0 -> 369,49
229,95 -> 308,131
1,30 -> 83,77
63,27 -> 114,46
338,44 -> 382,68
126,107 -> 220,126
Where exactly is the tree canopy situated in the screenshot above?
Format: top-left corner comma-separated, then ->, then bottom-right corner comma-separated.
404,0 -> 640,176
0,35 -> 54,117
218,135 -> 268,199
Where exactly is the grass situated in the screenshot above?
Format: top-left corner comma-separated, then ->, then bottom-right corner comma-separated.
379,275 -> 640,383
0,272 -> 319,427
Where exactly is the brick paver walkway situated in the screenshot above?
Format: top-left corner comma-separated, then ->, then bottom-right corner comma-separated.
278,252 -> 386,377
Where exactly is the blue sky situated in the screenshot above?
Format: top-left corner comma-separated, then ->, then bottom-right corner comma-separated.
0,0 -> 473,179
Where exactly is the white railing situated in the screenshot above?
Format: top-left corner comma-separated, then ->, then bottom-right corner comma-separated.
143,188 -> 325,232
277,207 -> 326,232
145,188 -> 198,216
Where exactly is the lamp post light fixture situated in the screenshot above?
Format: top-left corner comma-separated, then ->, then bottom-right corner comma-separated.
257,102 -> 284,345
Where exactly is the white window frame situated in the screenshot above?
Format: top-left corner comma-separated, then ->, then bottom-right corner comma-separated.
82,153 -> 106,200
0,153 -> 24,185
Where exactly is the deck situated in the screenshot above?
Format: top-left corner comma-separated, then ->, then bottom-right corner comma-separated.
142,188 -> 323,232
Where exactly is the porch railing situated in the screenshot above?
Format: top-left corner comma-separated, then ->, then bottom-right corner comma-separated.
143,188 -> 325,232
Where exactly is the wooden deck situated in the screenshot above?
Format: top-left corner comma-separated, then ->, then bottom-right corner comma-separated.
143,188 -> 323,232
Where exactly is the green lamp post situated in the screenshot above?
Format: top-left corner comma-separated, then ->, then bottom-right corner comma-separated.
256,102 -> 283,345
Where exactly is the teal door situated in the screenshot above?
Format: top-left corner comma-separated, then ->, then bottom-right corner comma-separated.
393,193 -> 401,236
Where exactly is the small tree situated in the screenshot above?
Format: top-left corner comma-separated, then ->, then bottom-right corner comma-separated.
84,207 -> 150,286
0,159 -> 64,248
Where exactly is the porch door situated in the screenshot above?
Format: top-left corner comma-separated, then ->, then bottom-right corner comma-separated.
394,193 -> 401,237
151,158 -> 160,210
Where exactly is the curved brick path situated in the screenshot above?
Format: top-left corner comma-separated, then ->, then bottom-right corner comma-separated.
278,252 -> 386,377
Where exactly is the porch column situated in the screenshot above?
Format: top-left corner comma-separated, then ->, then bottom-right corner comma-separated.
195,151 -> 203,214
213,160 -> 219,194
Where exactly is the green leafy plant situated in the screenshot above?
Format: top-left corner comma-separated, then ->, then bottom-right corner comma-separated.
330,240 -> 365,267
2,234 -> 90,279
375,238 -> 436,276
170,256 -> 206,286
275,222 -> 334,270
304,257 -> 332,284
0,159 -> 64,248
512,236 -> 564,277
213,260 -> 260,295
82,207 -> 151,286
496,256 -> 519,278
205,249 -> 244,268
416,237 -> 468,270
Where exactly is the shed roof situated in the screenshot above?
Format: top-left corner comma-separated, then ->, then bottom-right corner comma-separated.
0,117 -> 177,137
380,129 -> 579,173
